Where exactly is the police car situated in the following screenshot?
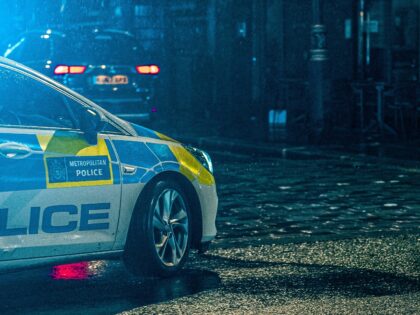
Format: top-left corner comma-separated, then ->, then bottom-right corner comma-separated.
0,57 -> 217,277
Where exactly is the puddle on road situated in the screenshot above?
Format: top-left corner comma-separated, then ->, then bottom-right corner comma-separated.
1,260 -> 221,314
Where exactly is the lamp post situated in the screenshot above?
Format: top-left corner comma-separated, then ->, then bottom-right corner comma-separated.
309,0 -> 329,141
251,0 -> 267,140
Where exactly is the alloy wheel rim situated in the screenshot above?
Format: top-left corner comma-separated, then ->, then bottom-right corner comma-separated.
153,188 -> 189,267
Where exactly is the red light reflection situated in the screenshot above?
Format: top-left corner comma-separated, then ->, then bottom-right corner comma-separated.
51,262 -> 89,280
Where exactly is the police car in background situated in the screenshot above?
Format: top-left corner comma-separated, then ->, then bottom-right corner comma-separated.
0,57 -> 217,277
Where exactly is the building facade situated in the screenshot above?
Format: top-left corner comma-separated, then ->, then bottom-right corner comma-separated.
0,0 -> 419,140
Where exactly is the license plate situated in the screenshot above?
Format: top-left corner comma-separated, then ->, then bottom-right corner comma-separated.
94,75 -> 128,85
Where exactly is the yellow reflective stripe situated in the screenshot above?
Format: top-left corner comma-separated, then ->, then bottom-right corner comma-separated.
155,132 -> 214,186
46,179 -> 113,189
167,144 -> 215,186
37,134 -> 54,151
155,131 -> 178,143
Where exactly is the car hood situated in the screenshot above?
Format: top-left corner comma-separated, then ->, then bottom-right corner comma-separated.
129,123 -> 179,143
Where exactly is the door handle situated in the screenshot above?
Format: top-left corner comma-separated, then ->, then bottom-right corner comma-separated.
0,143 -> 32,159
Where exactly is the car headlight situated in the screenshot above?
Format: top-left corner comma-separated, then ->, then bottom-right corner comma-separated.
184,146 -> 214,174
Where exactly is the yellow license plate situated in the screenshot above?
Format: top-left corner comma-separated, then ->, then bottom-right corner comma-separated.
94,75 -> 128,85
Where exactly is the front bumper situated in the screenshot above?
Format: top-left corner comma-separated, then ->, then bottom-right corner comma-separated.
193,181 -> 218,243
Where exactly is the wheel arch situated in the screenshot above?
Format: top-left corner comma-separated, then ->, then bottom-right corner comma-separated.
133,170 -> 203,250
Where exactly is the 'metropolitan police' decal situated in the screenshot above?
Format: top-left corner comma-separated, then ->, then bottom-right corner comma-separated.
37,132 -> 114,188
46,156 -> 111,183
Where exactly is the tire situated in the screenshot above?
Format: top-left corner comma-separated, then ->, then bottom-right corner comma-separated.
123,179 -> 191,277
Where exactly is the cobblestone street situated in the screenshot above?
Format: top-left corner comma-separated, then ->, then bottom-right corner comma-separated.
214,153 -> 420,243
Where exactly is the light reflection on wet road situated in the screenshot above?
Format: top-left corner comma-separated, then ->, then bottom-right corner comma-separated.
0,260 -> 220,314
0,153 -> 419,314
214,156 -> 420,242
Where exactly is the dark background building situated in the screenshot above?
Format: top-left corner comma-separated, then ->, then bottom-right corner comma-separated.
0,0 -> 419,143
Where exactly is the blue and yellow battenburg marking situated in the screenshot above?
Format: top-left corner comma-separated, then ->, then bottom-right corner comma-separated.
102,122 -> 214,186
37,131 -> 114,188
155,132 -> 215,186
0,126 -> 214,192
112,128 -> 215,187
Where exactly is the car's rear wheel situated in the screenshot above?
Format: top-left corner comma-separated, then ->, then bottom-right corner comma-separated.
124,180 -> 191,277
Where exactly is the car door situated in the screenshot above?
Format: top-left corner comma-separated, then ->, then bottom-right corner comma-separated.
0,63 -> 122,261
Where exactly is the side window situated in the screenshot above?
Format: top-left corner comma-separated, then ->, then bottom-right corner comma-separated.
0,66 -> 76,129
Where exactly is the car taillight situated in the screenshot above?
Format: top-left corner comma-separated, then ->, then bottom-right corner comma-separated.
54,65 -> 86,75
136,65 -> 160,75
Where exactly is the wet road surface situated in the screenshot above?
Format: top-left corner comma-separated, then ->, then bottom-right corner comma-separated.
1,152 -> 419,314
214,154 -> 420,244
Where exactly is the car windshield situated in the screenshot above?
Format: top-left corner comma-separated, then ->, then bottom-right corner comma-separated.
58,32 -> 141,64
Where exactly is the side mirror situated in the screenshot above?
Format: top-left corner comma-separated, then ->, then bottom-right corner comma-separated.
80,108 -> 104,145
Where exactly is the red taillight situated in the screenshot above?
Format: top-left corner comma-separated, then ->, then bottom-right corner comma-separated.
54,65 -> 69,75
136,65 -> 160,75
69,66 -> 86,74
54,65 -> 86,75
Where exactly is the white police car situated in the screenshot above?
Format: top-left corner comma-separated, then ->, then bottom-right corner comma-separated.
0,57 -> 217,277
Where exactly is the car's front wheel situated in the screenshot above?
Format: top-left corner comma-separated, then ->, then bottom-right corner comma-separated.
124,179 -> 191,277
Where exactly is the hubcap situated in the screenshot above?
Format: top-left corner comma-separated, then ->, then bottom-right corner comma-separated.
153,188 -> 189,267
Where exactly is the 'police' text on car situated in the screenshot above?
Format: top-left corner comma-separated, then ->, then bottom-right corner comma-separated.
0,57 -> 217,277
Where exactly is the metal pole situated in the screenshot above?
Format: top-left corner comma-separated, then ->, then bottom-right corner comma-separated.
357,0 -> 365,80
309,0 -> 329,141
251,0 -> 267,140
384,0 -> 393,83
